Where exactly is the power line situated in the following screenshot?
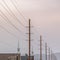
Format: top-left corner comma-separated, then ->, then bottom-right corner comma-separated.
0,25 -> 21,49
2,0 -> 25,27
10,0 -> 27,22
0,25 -> 19,39
0,15 -> 25,36
0,10 -> 22,32
0,3 -> 23,26
0,12 -> 26,37
0,3 -> 26,37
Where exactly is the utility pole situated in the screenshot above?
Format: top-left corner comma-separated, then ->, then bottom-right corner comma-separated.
32,46 -> 34,60
51,50 -> 52,60
40,35 -> 42,60
17,40 -> 20,53
45,43 -> 47,60
17,40 -> 20,60
32,50 -> 34,60
28,19 -> 31,60
48,48 -> 50,60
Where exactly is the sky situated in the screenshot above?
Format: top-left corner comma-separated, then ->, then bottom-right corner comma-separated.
0,0 -> 60,55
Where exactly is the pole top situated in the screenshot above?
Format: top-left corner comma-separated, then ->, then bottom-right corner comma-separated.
40,35 -> 42,37
40,35 -> 42,40
29,19 -> 31,21
45,43 -> 47,47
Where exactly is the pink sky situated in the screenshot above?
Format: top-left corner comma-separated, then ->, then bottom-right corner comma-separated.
0,0 -> 60,54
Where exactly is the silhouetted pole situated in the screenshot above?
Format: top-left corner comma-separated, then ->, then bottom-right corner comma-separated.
32,50 -> 34,60
40,35 -> 42,60
28,19 -> 31,60
51,50 -> 52,60
49,48 -> 50,60
32,45 -> 34,60
45,43 -> 47,60
17,40 -> 20,60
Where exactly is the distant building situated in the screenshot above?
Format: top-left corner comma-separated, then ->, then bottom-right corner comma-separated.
0,53 -> 18,60
0,53 -> 34,60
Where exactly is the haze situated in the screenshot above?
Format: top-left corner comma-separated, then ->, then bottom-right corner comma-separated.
0,0 -> 60,55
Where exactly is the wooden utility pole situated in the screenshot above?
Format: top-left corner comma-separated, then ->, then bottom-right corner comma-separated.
28,19 -> 31,60
40,35 -> 42,60
45,43 -> 47,60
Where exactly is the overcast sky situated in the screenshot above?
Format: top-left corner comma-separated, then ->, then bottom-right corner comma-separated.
0,0 -> 60,55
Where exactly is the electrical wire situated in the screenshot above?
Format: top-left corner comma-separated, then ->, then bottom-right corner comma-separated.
0,25 -> 20,48
2,0 -> 25,27
0,3 -> 23,26
0,13 -> 26,37
0,25 -> 19,39
0,3 -> 26,37
0,10 -> 22,32
10,0 -> 28,22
